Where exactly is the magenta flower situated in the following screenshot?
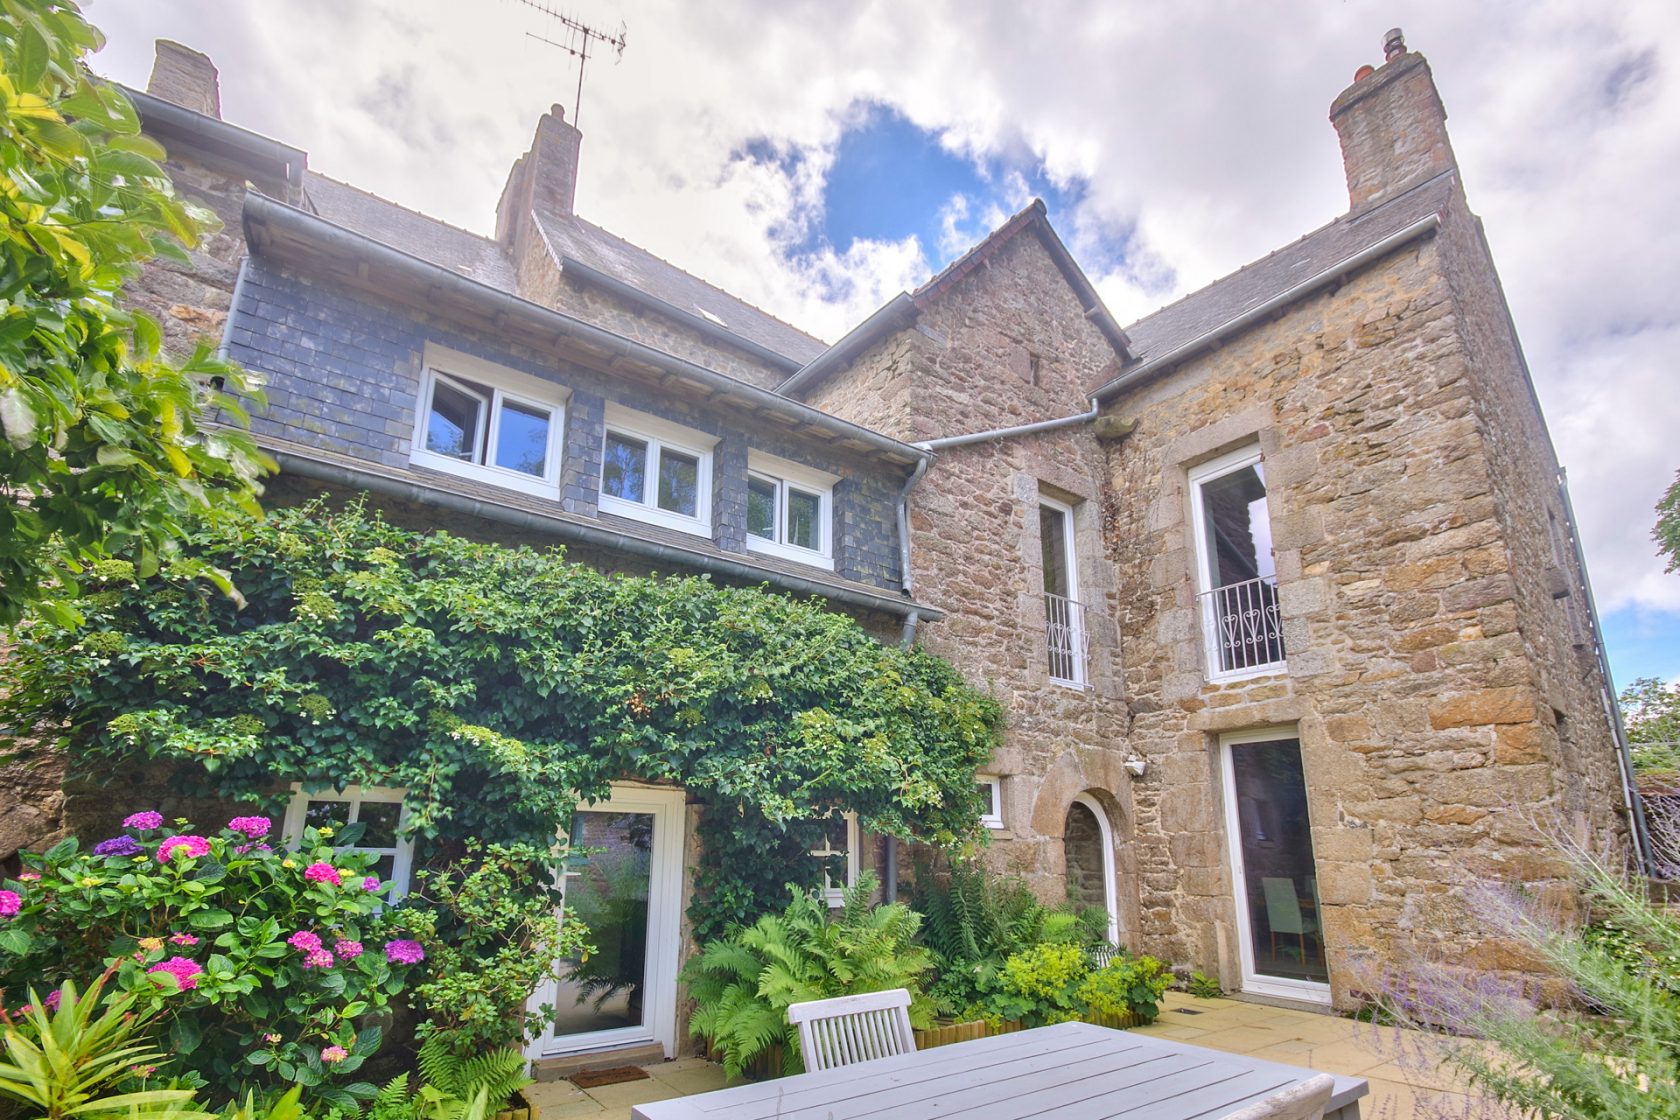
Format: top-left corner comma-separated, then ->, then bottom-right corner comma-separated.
93,836 -> 143,857
123,811 -> 164,831
321,1045 -> 349,1064
303,862 -> 342,887
44,990 -> 61,1011
303,948 -> 336,969
334,939 -> 364,960
157,836 -> 211,862
383,939 -> 424,965
287,930 -> 323,953
147,956 -> 204,991
361,876 -> 380,892
0,891 -> 20,919
169,933 -> 199,947
227,816 -> 272,839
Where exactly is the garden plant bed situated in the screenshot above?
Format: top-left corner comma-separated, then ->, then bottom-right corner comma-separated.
493,1089 -> 542,1120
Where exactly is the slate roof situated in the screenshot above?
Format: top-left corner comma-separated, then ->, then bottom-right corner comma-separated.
535,213 -> 828,365
1118,172 -> 1457,364
302,172 -> 519,293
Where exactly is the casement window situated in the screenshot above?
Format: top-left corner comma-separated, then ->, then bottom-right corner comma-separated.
598,404 -> 715,535
1188,445 -> 1286,679
410,346 -> 566,498
1039,496 -> 1087,686
810,812 -> 860,908
977,777 -> 1004,830
745,450 -> 838,570
281,785 -> 415,900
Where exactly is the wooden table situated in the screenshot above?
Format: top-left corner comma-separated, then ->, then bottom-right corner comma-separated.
633,1022 -> 1366,1120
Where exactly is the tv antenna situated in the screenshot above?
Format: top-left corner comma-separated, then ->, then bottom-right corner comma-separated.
515,1 -> 627,127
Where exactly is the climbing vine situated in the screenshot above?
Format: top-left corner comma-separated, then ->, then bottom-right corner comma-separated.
0,499 -> 1001,935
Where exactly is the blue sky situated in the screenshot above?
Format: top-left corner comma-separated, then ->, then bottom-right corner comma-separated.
1604,606 -> 1680,688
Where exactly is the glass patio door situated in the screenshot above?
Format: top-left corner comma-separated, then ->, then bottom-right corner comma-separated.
1220,731 -> 1330,1002
528,786 -> 685,1059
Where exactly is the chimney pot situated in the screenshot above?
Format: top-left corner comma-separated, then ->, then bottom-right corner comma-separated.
1354,64 -> 1376,82
146,40 -> 220,119
1330,38 -> 1456,211
1383,28 -> 1407,62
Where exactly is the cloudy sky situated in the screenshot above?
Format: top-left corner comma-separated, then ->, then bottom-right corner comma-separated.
90,0 -> 1680,687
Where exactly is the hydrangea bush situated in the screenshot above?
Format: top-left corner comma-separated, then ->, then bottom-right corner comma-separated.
0,811 -> 422,1108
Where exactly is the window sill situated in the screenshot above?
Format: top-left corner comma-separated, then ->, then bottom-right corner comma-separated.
409,449 -> 559,499
1049,675 -> 1089,691
599,493 -> 711,537
745,536 -> 835,571
1205,659 -> 1288,686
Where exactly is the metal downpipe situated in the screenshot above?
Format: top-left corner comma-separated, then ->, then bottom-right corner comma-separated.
897,456 -> 931,649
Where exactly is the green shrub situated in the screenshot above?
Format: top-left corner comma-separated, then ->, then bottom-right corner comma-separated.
1078,954 -> 1171,1024
1185,971 -> 1222,999
978,943 -> 1173,1028
683,873 -> 934,1078
0,812 -> 418,1108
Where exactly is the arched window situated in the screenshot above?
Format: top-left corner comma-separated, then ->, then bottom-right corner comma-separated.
1063,794 -> 1118,945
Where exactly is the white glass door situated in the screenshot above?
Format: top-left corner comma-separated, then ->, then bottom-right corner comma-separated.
528,785 -> 686,1059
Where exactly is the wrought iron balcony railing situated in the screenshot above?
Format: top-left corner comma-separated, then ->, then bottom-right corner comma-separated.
1199,575 -> 1285,676
1044,591 -> 1088,685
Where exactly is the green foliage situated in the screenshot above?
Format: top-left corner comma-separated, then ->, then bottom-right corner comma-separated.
0,813 -> 418,1108
683,873 -> 935,1079
1621,676 -> 1680,762
1383,834 -> 1680,1119
413,1036 -> 528,1111
1657,470 -> 1680,577
217,1086 -> 306,1120
1077,953 -> 1171,1024
991,943 -> 1088,1027
1185,971 -> 1223,999
0,0 -> 270,627
0,971 -> 209,1120
0,499 -> 1001,941
361,1073 -> 490,1120
390,841 -> 587,1054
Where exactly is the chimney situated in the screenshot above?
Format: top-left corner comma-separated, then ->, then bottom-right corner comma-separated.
146,40 -> 221,119
495,104 -> 583,245
1329,29 -> 1457,210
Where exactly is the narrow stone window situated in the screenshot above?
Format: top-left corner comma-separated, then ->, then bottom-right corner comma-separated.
1189,446 -> 1285,679
1040,497 -> 1086,686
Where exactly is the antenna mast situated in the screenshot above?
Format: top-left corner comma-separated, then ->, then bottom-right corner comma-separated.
515,0 -> 627,126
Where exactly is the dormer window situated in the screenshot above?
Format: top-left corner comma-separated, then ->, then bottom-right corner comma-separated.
599,404 -> 716,535
410,346 -> 566,499
745,450 -> 837,569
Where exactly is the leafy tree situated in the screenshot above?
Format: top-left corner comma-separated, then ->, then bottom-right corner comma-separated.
0,0 -> 268,626
1657,470 -> 1680,575
1620,676 -> 1680,780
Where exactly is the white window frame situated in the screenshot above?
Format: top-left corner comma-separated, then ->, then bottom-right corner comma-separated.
978,777 -> 1004,830
1187,444 -> 1286,683
598,403 -> 716,536
281,784 -> 415,901
811,811 -> 860,908
1039,495 -> 1086,688
1069,794 -> 1119,946
409,345 -> 568,499
745,450 -> 837,570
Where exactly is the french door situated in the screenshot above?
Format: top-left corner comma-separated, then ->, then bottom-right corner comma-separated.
1220,730 -> 1330,1003
527,785 -> 686,1059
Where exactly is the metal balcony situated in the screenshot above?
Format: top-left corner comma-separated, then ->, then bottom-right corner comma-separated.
1200,575 -> 1286,676
1044,591 -> 1088,685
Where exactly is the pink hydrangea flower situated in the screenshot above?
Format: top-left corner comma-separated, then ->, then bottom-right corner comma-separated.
123,811 -> 164,831
303,948 -> 336,969
383,939 -> 424,965
361,876 -> 380,892
287,930 -> 323,953
227,816 -> 272,839
303,862 -> 342,886
156,836 -> 211,861
0,891 -> 20,918
321,1045 -> 349,1064
334,939 -> 364,960
169,933 -> 199,947
17,872 -> 39,882
147,956 -> 204,991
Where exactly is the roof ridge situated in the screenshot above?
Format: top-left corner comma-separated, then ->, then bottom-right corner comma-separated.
304,169 -> 504,249
912,197 -> 1045,302
1123,172 -> 1457,333
558,213 -> 829,347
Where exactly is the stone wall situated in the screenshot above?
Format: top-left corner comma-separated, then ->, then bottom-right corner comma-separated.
802,229 -> 1141,941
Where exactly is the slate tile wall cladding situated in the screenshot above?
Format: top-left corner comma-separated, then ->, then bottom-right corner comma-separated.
224,259 -> 903,590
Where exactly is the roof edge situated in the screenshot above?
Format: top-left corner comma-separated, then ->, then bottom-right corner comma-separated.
557,253 -> 803,373
239,191 -> 930,469
777,292 -> 919,398
1094,213 -> 1441,401
123,85 -> 305,189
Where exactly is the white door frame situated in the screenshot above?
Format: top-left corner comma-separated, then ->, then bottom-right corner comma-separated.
526,784 -> 687,1060
1218,728 -> 1331,1004
1070,794 -> 1120,946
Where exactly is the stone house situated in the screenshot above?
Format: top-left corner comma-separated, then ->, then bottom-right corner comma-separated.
3,27 -> 1645,1059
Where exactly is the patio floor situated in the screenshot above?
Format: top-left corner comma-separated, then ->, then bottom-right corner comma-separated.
523,990 -> 1498,1119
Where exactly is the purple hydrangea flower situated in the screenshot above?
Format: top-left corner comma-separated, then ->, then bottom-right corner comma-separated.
93,836 -> 143,858
0,891 -> 20,919
334,939 -> 364,960
383,939 -> 425,965
122,811 -> 164,831
361,876 -> 380,892
226,816 -> 272,839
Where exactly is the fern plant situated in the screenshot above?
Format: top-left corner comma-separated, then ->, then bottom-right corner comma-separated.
415,1035 -> 530,1108
684,872 -> 934,1078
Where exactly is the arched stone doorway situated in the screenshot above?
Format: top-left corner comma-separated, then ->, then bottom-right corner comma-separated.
1063,794 -> 1118,945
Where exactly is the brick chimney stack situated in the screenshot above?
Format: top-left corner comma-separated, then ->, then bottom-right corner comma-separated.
495,104 -> 583,248
146,40 -> 221,119
1329,29 -> 1457,211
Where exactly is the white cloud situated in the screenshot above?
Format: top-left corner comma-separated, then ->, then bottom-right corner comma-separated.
87,0 -> 1680,616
